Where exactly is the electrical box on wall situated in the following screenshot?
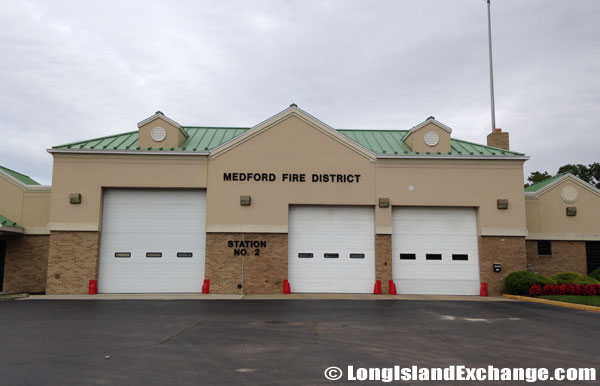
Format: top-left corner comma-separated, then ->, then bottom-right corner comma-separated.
493,263 -> 502,273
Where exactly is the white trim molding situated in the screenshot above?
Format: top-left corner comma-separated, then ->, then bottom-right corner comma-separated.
375,226 -> 393,235
0,225 -> 24,234
378,154 -> 529,161
526,232 -> 600,241
480,227 -> 529,237
48,222 -> 99,232
47,148 -> 209,156
206,224 -> 288,233
24,226 -> 51,235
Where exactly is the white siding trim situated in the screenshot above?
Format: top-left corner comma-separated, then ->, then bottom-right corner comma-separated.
526,232 -> 600,241
48,222 -> 99,231
206,224 -> 288,233
480,228 -> 528,237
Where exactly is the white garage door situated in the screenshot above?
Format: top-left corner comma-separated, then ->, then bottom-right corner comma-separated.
98,189 -> 206,293
392,207 -> 480,295
288,206 -> 375,293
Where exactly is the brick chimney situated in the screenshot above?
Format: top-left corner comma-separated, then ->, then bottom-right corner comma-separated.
487,128 -> 509,150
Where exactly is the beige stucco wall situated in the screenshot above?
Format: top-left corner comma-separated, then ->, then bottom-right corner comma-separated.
205,114 -> 526,234
21,191 -> 51,232
0,173 -> 25,224
49,154 -> 208,230
0,172 -> 50,233
403,122 -> 451,153
375,159 -> 527,234
526,178 -> 600,240
206,114 -> 376,232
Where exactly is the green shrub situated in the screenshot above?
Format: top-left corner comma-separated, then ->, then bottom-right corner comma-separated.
589,268 -> 600,282
504,271 -> 556,295
551,272 -> 599,285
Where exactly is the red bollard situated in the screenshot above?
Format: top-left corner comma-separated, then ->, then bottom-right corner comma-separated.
388,280 -> 397,295
283,279 -> 291,294
480,282 -> 488,297
202,279 -> 210,294
373,280 -> 382,294
88,280 -> 97,295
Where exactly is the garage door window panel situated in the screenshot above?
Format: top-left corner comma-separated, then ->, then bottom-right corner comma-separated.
350,254 -> 365,259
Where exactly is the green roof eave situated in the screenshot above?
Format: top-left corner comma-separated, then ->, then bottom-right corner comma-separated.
0,166 -> 40,185
51,127 -> 527,158
0,214 -> 22,228
525,173 -> 569,192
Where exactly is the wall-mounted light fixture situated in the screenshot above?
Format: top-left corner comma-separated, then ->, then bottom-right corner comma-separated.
240,195 -> 251,206
69,193 -> 82,204
566,207 -> 577,216
378,198 -> 390,208
497,199 -> 508,209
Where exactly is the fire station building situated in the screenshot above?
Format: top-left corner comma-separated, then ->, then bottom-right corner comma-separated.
1,105 -> 599,296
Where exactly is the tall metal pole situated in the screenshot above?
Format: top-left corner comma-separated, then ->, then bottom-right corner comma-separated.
487,0 -> 496,131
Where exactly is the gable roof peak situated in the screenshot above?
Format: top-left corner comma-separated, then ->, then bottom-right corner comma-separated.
408,116 -> 453,135
137,111 -> 182,130
525,172 -> 600,197
209,104 -> 376,160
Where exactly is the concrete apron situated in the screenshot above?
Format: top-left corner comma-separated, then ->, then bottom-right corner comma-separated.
22,294 -> 515,301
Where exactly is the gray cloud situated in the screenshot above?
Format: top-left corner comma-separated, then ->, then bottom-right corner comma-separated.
0,0 -> 598,184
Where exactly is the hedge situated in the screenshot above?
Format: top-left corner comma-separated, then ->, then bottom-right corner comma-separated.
551,272 -> 599,285
505,271 -> 556,295
589,268 -> 600,282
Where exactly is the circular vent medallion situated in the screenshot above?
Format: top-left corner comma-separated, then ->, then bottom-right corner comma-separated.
561,186 -> 579,203
151,127 -> 167,142
424,131 -> 439,146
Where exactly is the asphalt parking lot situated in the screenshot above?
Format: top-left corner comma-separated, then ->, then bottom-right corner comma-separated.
0,299 -> 598,385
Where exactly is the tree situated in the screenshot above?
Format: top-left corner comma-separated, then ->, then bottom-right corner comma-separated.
557,163 -> 600,188
525,171 -> 552,187
526,162 -> 600,189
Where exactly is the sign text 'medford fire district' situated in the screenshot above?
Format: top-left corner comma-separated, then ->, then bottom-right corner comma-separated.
223,172 -> 361,183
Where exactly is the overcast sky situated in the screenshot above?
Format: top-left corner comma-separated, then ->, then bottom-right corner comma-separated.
1,0 -> 598,185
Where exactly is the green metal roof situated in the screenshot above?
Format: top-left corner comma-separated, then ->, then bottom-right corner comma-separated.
525,173 -> 568,192
0,166 -> 40,185
0,213 -> 21,228
53,127 -> 524,157
53,127 -> 249,152
337,130 -> 523,156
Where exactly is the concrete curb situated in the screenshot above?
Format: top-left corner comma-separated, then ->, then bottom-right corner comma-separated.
0,293 -> 29,301
20,294 -> 513,301
502,294 -> 600,313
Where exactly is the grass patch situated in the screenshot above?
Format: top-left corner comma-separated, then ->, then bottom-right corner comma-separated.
540,296 -> 600,307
